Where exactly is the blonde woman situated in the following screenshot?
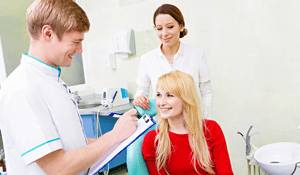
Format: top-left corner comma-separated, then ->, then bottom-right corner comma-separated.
142,70 -> 233,175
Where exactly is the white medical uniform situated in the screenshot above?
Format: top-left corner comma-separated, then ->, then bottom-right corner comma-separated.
135,42 -> 212,118
0,54 -> 88,175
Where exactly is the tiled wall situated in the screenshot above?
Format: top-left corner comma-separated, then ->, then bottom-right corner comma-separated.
81,0 -> 300,174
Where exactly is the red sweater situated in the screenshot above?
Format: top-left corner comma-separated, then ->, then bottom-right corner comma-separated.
142,119 -> 233,175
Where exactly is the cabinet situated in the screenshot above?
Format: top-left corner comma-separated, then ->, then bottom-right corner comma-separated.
81,114 -> 127,170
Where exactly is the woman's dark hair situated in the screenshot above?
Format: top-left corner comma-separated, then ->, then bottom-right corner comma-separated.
153,4 -> 188,38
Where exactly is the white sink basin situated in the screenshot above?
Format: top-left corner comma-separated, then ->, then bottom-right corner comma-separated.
254,142 -> 300,175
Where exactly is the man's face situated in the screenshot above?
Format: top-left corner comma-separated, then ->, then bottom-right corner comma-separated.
49,30 -> 84,68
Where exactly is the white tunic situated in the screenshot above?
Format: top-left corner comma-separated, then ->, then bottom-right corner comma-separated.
135,42 -> 212,117
0,54 -> 88,175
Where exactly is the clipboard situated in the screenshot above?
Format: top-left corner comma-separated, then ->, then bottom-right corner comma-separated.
88,114 -> 156,175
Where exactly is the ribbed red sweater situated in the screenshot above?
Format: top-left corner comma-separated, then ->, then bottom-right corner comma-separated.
142,119 -> 234,175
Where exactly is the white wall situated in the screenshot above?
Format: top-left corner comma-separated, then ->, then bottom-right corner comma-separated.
0,35 -> 6,86
81,0 -> 300,174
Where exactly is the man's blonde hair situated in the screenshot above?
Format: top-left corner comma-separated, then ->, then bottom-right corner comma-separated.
26,0 -> 90,40
155,70 -> 215,174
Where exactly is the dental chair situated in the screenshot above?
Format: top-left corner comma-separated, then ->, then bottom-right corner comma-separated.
126,125 -> 155,175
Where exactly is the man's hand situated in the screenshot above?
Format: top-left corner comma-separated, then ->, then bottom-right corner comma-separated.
112,109 -> 138,143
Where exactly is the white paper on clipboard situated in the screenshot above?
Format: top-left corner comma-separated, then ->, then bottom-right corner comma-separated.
88,114 -> 156,175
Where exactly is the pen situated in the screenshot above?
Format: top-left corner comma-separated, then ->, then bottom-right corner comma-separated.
111,91 -> 118,104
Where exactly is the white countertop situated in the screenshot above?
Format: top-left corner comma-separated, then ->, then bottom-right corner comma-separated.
79,103 -> 133,116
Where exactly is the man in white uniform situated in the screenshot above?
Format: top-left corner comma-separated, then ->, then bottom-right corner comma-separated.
0,0 -> 137,174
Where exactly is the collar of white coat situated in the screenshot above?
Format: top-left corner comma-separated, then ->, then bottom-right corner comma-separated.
21,53 -> 62,79
157,41 -> 185,60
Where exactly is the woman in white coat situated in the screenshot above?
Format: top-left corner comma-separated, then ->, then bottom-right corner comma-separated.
133,4 -> 212,118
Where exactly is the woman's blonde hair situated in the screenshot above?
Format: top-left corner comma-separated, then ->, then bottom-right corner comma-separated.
155,70 -> 215,174
26,0 -> 90,41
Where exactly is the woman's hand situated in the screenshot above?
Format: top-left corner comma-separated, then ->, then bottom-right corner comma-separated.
133,95 -> 150,110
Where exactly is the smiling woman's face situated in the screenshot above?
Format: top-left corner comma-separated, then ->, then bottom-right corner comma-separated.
156,86 -> 184,120
155,14 -> 184,48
